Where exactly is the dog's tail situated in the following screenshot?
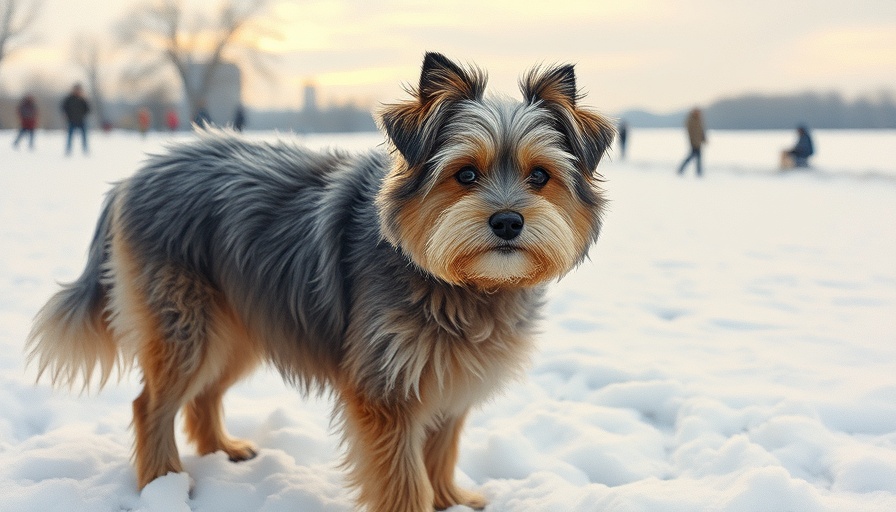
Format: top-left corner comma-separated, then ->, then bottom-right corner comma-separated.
26,191 -> 119,390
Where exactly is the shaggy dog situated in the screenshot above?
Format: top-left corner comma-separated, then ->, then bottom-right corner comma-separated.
27,52 -> 614,511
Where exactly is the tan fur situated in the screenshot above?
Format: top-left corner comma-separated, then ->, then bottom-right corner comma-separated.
28,298 -> 116,389
420,183 -> 582,289
105,215 -> 262,488
340,406 -> 488,512
182,304 -> 261,461
425,414 -> 486,510
339,387 -> 434,512
392,180 -> 469,279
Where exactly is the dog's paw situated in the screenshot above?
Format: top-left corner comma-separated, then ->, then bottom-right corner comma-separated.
435,488 -> 488,511
223,439 -> 258,462
463,491 -> 488,511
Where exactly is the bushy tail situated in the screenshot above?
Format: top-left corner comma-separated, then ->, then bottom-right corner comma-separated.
26,191 -> 119,390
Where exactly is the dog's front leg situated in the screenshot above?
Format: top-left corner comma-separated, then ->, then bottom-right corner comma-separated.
341,391 -> 433,512
425,412 -> 487,510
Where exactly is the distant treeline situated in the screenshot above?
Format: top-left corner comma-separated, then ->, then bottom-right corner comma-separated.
620,91 -> 896,130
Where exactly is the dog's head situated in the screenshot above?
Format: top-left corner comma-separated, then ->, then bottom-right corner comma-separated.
376,52 -> 614,289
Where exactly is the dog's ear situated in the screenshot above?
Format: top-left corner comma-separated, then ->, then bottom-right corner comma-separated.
522,64 -> 579,108
378,52 -> 486,168
521,64 -> 615,176
417,52 -> 484,105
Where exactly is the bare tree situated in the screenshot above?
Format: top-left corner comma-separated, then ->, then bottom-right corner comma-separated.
0,0 -> 41,77
71,34 -> 111,127
116,0 -> 276,120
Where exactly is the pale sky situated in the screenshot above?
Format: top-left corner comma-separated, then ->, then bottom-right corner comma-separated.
2,0 -> 895,114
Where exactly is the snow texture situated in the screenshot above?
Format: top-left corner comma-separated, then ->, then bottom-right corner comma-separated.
1,128 -> 895,511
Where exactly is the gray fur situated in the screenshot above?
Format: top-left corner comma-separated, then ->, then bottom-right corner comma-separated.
114,132 -> 394,389
37,129 -> 541,397
27,53 -> 612,510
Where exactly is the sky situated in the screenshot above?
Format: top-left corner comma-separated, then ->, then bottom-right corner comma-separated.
1,0 -> 895,114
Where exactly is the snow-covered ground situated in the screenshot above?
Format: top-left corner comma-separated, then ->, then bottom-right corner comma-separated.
1,128 -> 894,511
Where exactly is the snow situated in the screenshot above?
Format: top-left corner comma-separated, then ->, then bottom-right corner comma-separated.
1,128 -> 895,511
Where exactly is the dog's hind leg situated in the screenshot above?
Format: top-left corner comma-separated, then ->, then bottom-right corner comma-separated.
130,265 -> 221,487
131,374 -> 185,488
183,382 -> 257,462
108,233 -> 238,488
183,305 -> 261,462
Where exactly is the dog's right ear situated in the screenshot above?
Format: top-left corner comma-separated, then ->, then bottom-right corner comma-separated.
521,64 -> 616,177
378,52 -> 486,168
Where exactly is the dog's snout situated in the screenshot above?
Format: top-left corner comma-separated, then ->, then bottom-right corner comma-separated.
489,211 -> 524,240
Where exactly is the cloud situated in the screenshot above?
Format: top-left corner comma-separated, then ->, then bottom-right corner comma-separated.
787,25 -> 896,76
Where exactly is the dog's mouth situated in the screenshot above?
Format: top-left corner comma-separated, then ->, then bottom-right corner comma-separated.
492,244 -> 522,254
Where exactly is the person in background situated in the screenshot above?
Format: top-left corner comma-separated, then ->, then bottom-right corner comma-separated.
137,107 -> 151,137
617,119 -> 628,160
13,94 -> 38,150
194,102 -> 211,128
677,107 -> 706,177
780,124 -> 814,169
233,104 -> 245,131
61,83 -> 91,156
166,108 -> 179,131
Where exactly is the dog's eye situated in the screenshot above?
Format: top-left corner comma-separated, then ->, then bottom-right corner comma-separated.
455,166 -> 479,185
528,167 -> 550,187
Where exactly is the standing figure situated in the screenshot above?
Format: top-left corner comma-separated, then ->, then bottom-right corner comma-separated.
166,108 -> 179,131
61,84 -> 91,156
677,107 -> 706,177
617,119 -> 628,160
137,107 -> 152,137
13,94 -> 38,150
233,104 -> 245,131
193,102 -> 211,128
780,125 -> 814,169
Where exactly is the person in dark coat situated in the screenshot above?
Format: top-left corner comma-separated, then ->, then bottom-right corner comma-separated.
13,94 -> 38,150
781,125 -> 814,169
233,104 -> 245,131
193,101 -> 211,128
61,83 -> 91,155
617,119 -> 628,160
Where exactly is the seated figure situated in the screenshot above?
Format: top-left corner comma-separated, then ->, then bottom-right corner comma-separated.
780,125 -> 814,169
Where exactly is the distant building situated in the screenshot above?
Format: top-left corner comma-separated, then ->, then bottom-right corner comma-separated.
186,61 -> 242,126
303,82 -> 318,112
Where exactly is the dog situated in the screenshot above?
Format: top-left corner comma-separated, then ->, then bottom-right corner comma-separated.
27,52 -> 614,512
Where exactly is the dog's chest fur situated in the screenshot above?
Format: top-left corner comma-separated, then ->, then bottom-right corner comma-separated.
344,270 -> 544,414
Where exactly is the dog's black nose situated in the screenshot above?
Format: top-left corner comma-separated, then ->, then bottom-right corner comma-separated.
489,211 -> 524,240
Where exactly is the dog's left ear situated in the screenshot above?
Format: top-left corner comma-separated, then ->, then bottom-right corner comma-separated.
521,64 -> 615,176
378,52 -> 486,168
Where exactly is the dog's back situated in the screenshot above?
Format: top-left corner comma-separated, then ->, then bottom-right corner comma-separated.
27,131 -> 389,390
